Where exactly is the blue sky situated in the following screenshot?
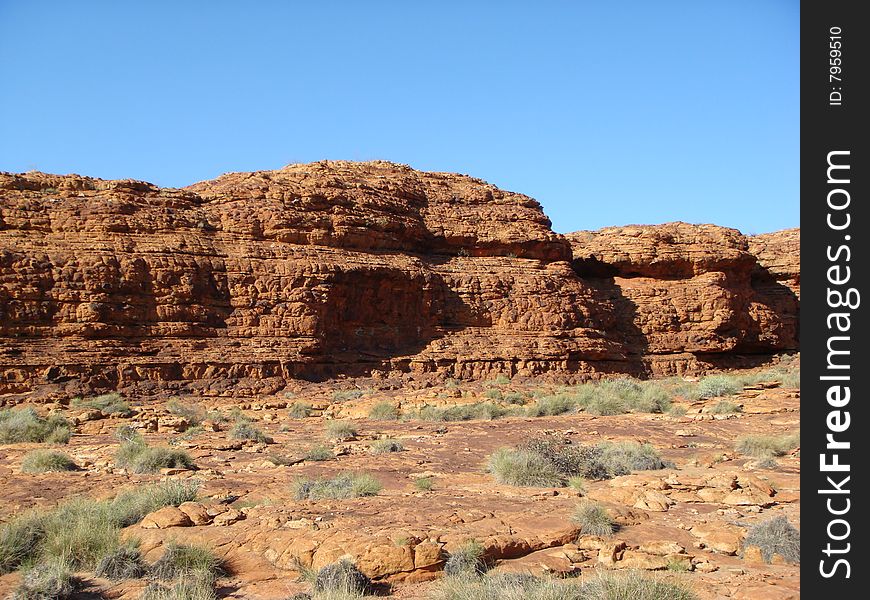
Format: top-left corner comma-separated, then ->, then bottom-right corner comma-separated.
0,1 -> 798,234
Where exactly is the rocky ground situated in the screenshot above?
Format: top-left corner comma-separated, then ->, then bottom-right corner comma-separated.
0,365 -> 800,600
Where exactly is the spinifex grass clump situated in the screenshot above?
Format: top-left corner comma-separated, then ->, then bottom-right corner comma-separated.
313,559 -> 371,595
0,408 -> 71,445
736,433 -> 800,459
488,437 -> 671,487
229,418 -> 271,443
415,402 -> 509,421
20,450 -> 77,473
0,480 -> 199,574
114,428 -> 194,474
743,515 -> 800,563
572,500 -> 615,537
444,540 -> 486,577
72,393 -> 134,416
166,399 -> 207,425
292,473 -> 382,500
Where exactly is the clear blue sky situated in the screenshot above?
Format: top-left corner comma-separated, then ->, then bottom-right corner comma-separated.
0,1 -> 798,234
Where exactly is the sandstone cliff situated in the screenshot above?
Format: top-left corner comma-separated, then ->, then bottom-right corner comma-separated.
0,161 -> 798,396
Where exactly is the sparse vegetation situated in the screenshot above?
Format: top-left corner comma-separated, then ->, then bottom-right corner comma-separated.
73,392 -> 133,416
416,402 -> 509,422
708,400 -> 742,414
483,389 -> 503,401
567,476 -> 587,495
288,402 -> 313,419
229,419 -> 271,443
313,559 -> 371,595
743,515 -> 800,563
332,389 -> 367,403
489,438 -> 671,488
20,450 -> 77,473
502,392 -> 526,405
292,473 -> 382,500
0,408 -> 71,445
94,545 -> 147,580
736,433 -> 800,458
167,399 -> 207,425
572,500 -> 615,537
526,394 -> 577,417
414,476 -> 435,491
368,402 -> 399,420
115,431 -> 195,473
325,420 -> 357,441
150,543 -> 224,581
304,444 -> 334,461
0,480 -> 199,574
444,540 -> 486,577
141,572 -> 218,600
10,557 -> 77,600
369,439 -> 404,454
697,375 -> 742,399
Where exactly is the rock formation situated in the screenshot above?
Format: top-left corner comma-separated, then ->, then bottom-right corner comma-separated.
0,161 -> 799,396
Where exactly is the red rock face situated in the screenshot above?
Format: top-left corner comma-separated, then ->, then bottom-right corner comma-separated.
0,162 -> 798,396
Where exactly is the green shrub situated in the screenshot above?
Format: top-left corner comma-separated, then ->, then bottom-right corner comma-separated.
369,439 -> 404,454
414,476 -> 435,491
21,450 -> 77,473
445,540 -> 486,577
325,420 -> 357,441
94,545 -> 146,580
736,433 -> 800,458
73,393 -> 133,416
368,402 -> 399,420
288,402 -> 313,419
0,408 -> 71,444
331,389 -> 366,403
292,473 -> 382,500
743,515 -> 800,563
596,441 -> 673,477
229,420 -> 270,443
0,480 -> 199,574
11,557 -> 76,600
150,543 -> 223,581
304,444 -> 334,461
708,400 -> 742,414
526,394 -> 576,417
487,448 -> 564,487
417,402 -> 508,421
313,559 -> 371,595
698,375 -> 742,398
572,501 -> 615,537
115,438 -> 194,474
167,399 -> 206,425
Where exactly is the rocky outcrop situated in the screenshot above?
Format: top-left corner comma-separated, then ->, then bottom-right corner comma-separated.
0,162 -> 798,396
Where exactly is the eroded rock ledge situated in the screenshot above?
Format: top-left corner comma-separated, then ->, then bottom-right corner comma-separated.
0,161 -> 798,396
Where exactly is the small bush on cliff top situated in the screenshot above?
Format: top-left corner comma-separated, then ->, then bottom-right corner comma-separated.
0,408 -> 71,445
20,450 -> 77,473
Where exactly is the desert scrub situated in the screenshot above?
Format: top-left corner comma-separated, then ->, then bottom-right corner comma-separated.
416,402 -> 508,421
708,400 -> 743,414
486,375 -> 511,386
743,515 -> 800,563
0,408 -> 71,444
502,392 -> 526,405
11,557 -> 76,600
596,441 -> 673,477
414,476 -> 435,491
572,500 -> 615,537
20,450 -> 77,473
167,399 -> 206,425
577,570 -> 698,600
288,402 -> 313,418
229,419 -> 271,443
567,476 -> 587,494
115,433 -> 194,473
369,439 -> 404,454
483,389 -> 503,401
150,543 -> 224,581
368,401 -> 399,420
697,374 -> 742,398
94,545 -> 147,580
0,480 -> 199,573
526,394 -> 577,417
292,473 -> 382,500
304,444 -> 334,461
331,389 -> 367,403
444,540 -> 486,577
487,448 -> 564,487
313,559 -> 371,595
73,392 -> 133,416
736,433 -> 800,458
325,420 -> 358,441
141,573 -> 218,600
